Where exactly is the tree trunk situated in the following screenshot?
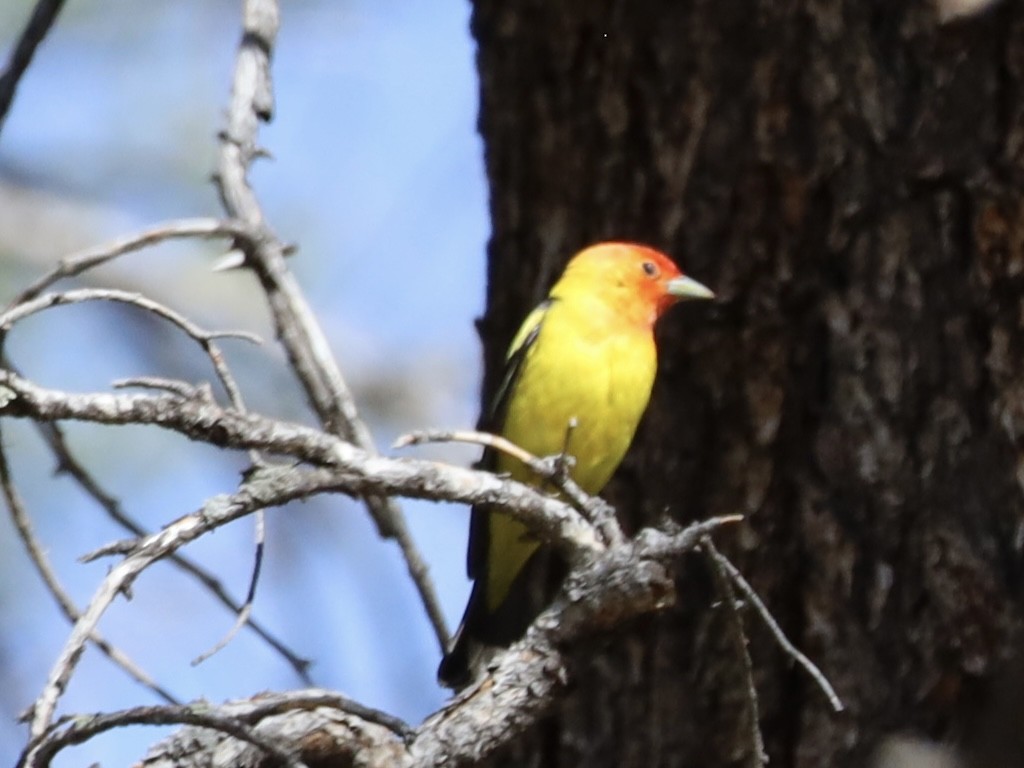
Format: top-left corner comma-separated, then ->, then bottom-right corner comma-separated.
471,1 -> 1024,766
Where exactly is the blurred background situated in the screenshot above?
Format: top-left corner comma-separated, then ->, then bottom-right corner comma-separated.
0,1 -> 486,764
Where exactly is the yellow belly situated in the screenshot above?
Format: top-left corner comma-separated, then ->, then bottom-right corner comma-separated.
484,305 -> 657,610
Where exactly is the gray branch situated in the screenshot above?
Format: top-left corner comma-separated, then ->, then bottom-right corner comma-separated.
213,0 -> 449,651
121,520 -> 737,768
0,370 -> 604,560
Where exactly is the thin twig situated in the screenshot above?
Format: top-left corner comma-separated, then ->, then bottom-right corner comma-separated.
0,0 -> 67,137
0,288 -> 262,346
25,457 -> 534,751
79,539 -> 136,561
191,513 -> 264,666
2,279 -> 268,665
215,0 -> 448,652
23,468 -> 313,746
20,701 -> 308,768
0,423 -> 179,707
6,217 -> 257,308
228,688 -> 413,739
707,542 -> 845,713
15,420 -> 610,748
396,428 -> 625,546
30,417 -> 312,682
703,537 -> 766,768
114,377 -> 205,399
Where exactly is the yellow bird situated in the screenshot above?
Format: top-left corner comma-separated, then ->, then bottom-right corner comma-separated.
439,242 -> 714,687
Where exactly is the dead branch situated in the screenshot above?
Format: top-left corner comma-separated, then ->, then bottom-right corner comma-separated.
705,541 -> 844,713
0,422 -> 178,706
29,415 -> 312,682
86,518 -> 738,768
212,0 -> 448,653
0,0 -> 67,136
0,370 -> 604,559
7,217 -> 257,308
397,428 -> 626,546
703,536 -> 766,768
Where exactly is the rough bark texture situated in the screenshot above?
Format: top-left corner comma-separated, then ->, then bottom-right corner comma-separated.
471,1 -> 1024,766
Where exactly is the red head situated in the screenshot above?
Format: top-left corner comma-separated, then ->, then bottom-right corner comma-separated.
553,242 -> 714,328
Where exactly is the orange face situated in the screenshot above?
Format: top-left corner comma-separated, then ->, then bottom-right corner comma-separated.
558,242 -> 714,328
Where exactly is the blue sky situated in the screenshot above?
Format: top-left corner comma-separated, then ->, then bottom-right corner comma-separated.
0,1 -> 487,763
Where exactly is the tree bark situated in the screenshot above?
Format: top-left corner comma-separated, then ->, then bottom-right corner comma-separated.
471,1 -> 1024,766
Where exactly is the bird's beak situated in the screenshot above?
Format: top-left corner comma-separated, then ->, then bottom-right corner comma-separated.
666,274 -> 715,301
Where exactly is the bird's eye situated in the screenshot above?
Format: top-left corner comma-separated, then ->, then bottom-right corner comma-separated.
642,261 -> 659,277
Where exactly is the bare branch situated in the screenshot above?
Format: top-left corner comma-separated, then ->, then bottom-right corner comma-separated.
21,701 -> 309,768
0,288 -> 262,348
23,448 -> 602,755
140,517 -> 739,767
7,217 -> 257,308
9,233 -> 279,671
214,0 -> 448,652
40,409 -> 311,679
0,0 -> 67,137
706,541 -> 845,713
397,428 -> 625,546
703,537 -> 766,768
137,693 -> 411,768
0,371 -> 604,558
22,464 -> 337,748
6,361 -> 614,748
25,416 -> 311,681
0,423 -> 178,707
189,514 -> 264,667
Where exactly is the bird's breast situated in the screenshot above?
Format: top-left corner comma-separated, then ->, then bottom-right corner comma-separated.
498,310 -> 657,495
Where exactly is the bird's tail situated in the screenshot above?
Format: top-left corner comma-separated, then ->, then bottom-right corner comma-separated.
437,548 -> 565,688
437,579 -> 505,689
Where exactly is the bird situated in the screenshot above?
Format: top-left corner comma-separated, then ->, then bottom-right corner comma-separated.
438,241 -> 714,688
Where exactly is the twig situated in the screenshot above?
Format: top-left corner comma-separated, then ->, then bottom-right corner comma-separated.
11,226 -> 278,669
0,372 -> 606,557
79,539 -> 136,561
241,689 -> 413,739
2,284 -> 268,663
0,423 -> 178,707
22,466 -> 319,747
703,537 -> 766,768
395,429 -> 538,473
38,418 -> 313,680
0,0 -> 67,137
190,514 -> 264,667
6,217 -> 257,308
8,233 -> 266,671
214,0 -> 448,653
20,701 -> 308,768
114,377 -> 206,399
706,542 -> 844,713
396,428 -> 625,546
23,453 -> 593,754
0,287 -> 261,347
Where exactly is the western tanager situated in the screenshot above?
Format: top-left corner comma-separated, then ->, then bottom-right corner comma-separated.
438,242 -> 714,687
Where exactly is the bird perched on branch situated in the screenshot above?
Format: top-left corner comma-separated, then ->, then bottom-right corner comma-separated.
438,242 -> 714,688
